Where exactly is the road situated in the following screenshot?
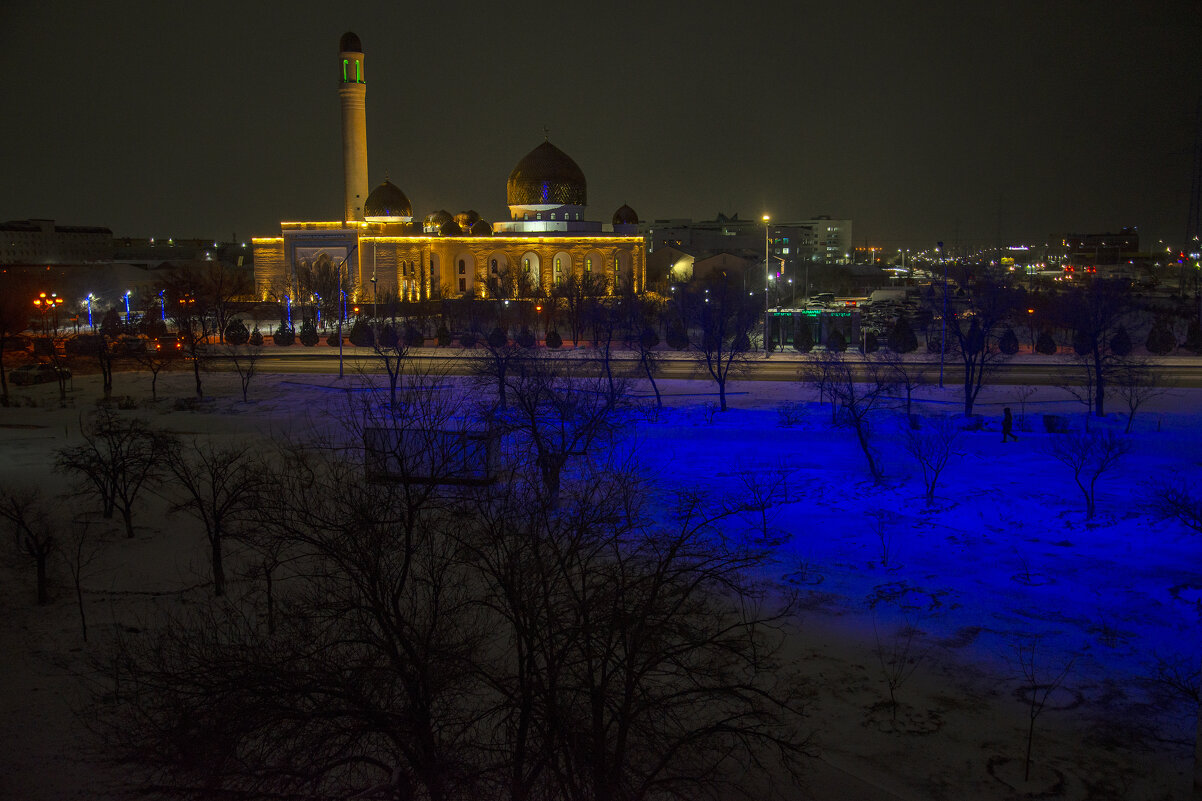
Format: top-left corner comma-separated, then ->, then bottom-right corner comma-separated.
243,351 -> 1202,388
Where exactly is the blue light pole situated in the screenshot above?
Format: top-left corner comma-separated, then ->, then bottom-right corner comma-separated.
86,294 -> 94,330
313,293 -> 322,329
123,291 -> 131,324
285,295 -> 293,329
159,291 -> 166,323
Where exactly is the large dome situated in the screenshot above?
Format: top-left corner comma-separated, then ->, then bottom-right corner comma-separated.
363,180 -> 412,220
339,31 -> 362,52
506,140 -> 587,207
612,204 -> 639,226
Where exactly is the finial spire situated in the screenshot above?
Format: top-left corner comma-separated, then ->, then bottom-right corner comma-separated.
543,125 -> 550,141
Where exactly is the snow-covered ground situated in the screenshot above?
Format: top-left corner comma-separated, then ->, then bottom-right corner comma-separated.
0,359 -> 1199,800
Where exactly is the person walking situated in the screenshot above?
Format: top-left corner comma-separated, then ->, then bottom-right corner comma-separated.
1002,407 -> 1018,442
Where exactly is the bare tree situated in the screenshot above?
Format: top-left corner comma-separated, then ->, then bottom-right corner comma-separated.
902,416 -> 959,506
1147,482 -> 1202,534
798,350 -> 843,425
159,266 -> 217,398
0,488 -> 57,604
129,340 -> 181,400
220,340 -> 262,402
873,613 -> 930,721
1043,431 -> 1131,520
736,461 -> 792,544
473,325 -> 524,411
927,276 -> 1021,415
501,350 -> 621,504
56,409 -> 162,538
1013,636 -> 1075,782
1111,359 -> 1168,433
161,439 -> 264,596
878,349 -> 929,421
62,516 -> 103,641
691,273 -> 759,411
369,321 -> 414,408
828,354 -> 898,482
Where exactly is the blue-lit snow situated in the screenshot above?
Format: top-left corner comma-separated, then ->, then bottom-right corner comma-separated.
0,366 -> 1199,800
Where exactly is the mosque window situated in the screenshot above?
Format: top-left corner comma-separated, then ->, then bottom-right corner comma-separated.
585,257 -> 592,273
458,259 -> 466,275
536,213 -> 542,221
550,213 -> 556,221
458,278 -> 466,292
523,257 -> 530,273
490,259 -> 498,273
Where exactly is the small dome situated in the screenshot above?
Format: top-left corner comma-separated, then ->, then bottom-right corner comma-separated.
340,32 -> 362,52
612,204 -> 639,225
507,140 -> 587,207
454,210 -> 480,230
469,219 -> 492,236
439,219 -> 462,236
425,209 -> 452,228
363,180 -> 412,219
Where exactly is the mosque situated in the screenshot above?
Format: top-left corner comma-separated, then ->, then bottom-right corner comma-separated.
253,32 -> 645,306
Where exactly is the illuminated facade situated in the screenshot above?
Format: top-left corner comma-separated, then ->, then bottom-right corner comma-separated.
253,32 -> 644,304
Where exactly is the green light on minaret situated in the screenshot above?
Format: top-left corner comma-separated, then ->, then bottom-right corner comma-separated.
342,59 -> 349,82
355,60 -> 362,83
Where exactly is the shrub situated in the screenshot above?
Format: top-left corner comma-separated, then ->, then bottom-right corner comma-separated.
274,324 -> 295,346
1042,414 -> 1069,434
1184,320 -> 1202,353
224,318 -> 250,345
546,329 -> 562,349
487,327 -> 507,348
665,318 -> 689,350
404,325 -> 424,347
1109,325 -> 1132,357
516,328 -> 536,348
863,330 -> 879,353
249,328 -> 264,347
1035,330 -> 1057,355
998,327 -> 1019,355
378,324 -> 399,349
459,331 -> 478,348
826,330 -> 846,352
887,316 -> 918,353
348,319 -> 373,347
776,402 -> 806,427
436,325 -> 452,346
1146,319 -> 1176,355
326,331 -> 341,346
298,320 -> 319,347
793,325 -> 814,353
638,327 -> 659,350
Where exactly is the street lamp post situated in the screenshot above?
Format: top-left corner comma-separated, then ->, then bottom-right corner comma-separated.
335,243 -> 360,379
938,242 -> 947,389
86,294 -> 94,330
124,291 -> 132,325
763,214 -> 771,352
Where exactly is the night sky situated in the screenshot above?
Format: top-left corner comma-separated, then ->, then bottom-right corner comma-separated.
2,1 -> 1199,252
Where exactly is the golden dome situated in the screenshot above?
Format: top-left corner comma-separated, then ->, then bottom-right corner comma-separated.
363,180 -> 411,219
506,140 -> 587,207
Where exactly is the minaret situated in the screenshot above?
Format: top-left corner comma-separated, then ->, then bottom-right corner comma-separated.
338,31 -> 368,223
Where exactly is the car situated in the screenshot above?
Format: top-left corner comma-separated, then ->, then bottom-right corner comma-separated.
9,363 -> 71,386
153,335 -> 182,352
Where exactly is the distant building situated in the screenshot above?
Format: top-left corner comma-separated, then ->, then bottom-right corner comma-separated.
642,214 -> 852,270
0,219 -> 112,264
1060,227 -> 1140,270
